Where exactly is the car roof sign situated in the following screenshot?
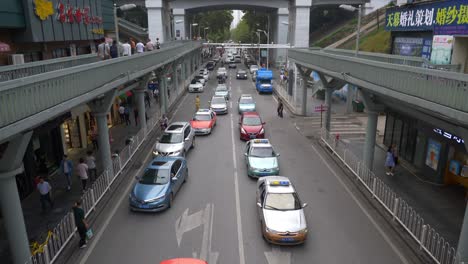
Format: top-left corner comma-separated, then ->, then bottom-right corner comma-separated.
270,180 -> 289,186
253,139 -> 269,144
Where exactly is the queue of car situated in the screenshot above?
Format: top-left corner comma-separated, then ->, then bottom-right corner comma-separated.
131,57 -> 308,249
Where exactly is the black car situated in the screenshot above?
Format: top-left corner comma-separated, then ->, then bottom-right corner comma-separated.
236,70 -> 248,79
228,63 -> 237,69
206,61 -> 215,70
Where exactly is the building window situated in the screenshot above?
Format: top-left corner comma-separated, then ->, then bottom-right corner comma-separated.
52,48 -> 70,58
21,51 -> 43,63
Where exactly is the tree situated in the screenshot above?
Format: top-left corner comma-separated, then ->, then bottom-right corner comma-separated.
231,20 -> 251,43
187,10 -> 233,41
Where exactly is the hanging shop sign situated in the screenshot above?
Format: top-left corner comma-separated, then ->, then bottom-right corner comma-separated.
385,0 -> 468,35
433,128 -> 465,145
55,2 -> 102,25
425,138 -> 441,171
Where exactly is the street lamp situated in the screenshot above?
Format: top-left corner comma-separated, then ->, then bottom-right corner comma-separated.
339,4 -> 372,56
255,31 -> 261,65
257,29 -> 269,69
204,27 -> 209,40
190,23 -> 198,40
114,3 -> 136,57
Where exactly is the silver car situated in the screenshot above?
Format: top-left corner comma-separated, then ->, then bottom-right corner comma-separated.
215,84 -> 231,100
238,94 -> 256,114
210,96 -> 228,115
153,122 -> 195,157
256,176 -> 308,245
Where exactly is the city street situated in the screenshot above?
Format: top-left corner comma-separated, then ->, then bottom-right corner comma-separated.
69,63 -> 420,264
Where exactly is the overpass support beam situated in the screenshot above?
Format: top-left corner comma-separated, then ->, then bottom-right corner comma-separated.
135,89 -> 147,132
146,0 -> 165,42
290,0 -> 311,48
160,73 -> 168,114
0,132 -> 32,264
325,88 -> 333,132
360,90 -> 385,171
296,65 -> 312,116
274,8 -> 289,65
88,90 -> 118,177
173,9 -> 186,40
317,72 -> 346,130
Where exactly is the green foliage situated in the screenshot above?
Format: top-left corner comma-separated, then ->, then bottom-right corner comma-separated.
187,10 -> 233,41
238,10 -> 269,43
313,18 -> 358,48
351,27 -> 391,53
231,20 -> 251,43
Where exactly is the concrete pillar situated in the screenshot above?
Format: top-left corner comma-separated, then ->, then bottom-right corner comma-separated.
78,113 -> 88,148
181,61 -> 186,89
363,111 -> 378,170
173,9 -> 186,40
0,132 -> 33,264
173,64 -> 179,94
160,76 -> 168,114
146,0 -> 165,42
135,89 -> 147,132
301,75 -> 307,116
275,8 -> 289,64
290,0 -> 311,48
325,88 -> 333,131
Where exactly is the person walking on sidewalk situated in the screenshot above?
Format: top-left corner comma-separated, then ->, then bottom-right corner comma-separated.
73,201 -> 88,249
134,108 -> 139,126
277,99 -> 284,118
145,91 -> 151,107
37,177 -> 54,212
60,155 -> 73,191
124,106 -> 131,126
77,158 -> 89,192
392,144 -> 399,171
118,104 -> 125,124
90,129 -> 98,150
86,151 -> 97,181
385,146 -> 395,176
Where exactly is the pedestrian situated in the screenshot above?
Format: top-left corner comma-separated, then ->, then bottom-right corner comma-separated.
37,177 -> 54,212
130,38 -> 136,54
124,106 -> 131,126
118,104 -> 125,124
146,39 -> 154,51
144,91 -> 151,107
110,40 -> 118,58
60,155 -> 73,191
86,151 -> 97,181
136,40 -> 145,53
280,73 -> 284,84
153,87 -> 160,102
385,146 -> 395,176
134,108 -> 139,126
97,37 -> 110,60
277,99 -> 284,118
392,144 -> 399,170
90,129 -> 98,150
155,38 -> 161,49
72,201 -> 88,249
76,158 -> 89,192
195,95 -> 200,112
122,40 -> 131,56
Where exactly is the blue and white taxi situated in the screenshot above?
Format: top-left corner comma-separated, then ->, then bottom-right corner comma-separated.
244,139 -> 279,177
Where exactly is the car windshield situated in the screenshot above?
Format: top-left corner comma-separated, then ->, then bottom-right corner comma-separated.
238,71 -> 246,74
216,86 -> 227,91
264,193 -> 301,211
260,80 -> 270,84
212,97 -> 226,104
139,168 -> 170,185
191,80 -> 199,84
240,98 -> 254,104
243,116 -> 261,126
193,114 -> 211,121
250,147 -> 274,157
251,66 -> 258,70
160,132 -> 183,143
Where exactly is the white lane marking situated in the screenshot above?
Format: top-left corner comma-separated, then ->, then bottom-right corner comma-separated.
200,203 -> 211,260
230,101 -> 233,109
79,92 -> 187,264
176,208 -> 205,246
208,203 -> 219,264
264,246 -> 291,264
308,142 -> 412,264
230,113 -> 245,264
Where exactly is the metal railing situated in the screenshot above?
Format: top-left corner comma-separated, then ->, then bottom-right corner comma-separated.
320,129 -> 462,264
290,49 -> 468,117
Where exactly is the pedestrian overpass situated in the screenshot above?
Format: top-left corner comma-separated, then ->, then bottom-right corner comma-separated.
1,40 -> 468,264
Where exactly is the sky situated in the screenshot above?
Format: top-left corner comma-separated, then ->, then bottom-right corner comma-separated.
230,10 -> 244,29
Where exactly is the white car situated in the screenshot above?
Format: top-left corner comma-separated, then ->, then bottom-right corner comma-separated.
188,79 -> 204,93
199,69 -> 209,81
194,75 -> 206,86
250,65 -> 259,74
217,67 -> 227,77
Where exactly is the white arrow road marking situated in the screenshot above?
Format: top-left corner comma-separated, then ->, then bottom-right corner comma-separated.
175,208 -> 204,246
265,246 -> 291,264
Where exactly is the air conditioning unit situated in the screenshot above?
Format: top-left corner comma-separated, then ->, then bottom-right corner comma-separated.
397,0 -> 414,6
9,54 -> 24,65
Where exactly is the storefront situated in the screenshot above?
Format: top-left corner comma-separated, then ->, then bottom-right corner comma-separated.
385,0 -> 468,72
384,111 -> 468,187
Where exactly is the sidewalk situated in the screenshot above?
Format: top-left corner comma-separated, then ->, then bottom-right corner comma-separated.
272,68 -> 467,248
0,95 -> 162,262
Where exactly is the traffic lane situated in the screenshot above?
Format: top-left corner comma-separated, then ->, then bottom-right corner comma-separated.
229,67 -> 406,264
82,68 -> 240,264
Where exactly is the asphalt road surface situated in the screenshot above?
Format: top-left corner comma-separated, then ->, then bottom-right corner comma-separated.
71,62 -> 421,264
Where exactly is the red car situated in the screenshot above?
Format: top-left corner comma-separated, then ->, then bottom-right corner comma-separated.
160,258 -> 207,264
239,112 -> 265,140
190,109 -> 217,135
